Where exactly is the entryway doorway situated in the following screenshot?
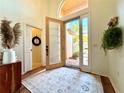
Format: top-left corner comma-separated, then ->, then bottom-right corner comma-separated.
32,28 -> 42,69
45,15 -> 91,72
24,25 -> 43,72
65,19 -> 80,68
65,14 -> 91,72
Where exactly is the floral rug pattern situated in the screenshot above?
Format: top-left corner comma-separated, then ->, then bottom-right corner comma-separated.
22,67 -> 103,93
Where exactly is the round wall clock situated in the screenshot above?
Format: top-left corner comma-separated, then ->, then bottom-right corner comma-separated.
32,36 -> 41,46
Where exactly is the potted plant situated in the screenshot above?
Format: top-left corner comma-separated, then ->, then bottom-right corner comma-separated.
0,19 -> 21,64
101,17 -> 123,54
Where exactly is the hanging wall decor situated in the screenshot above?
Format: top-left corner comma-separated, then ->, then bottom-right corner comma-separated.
101,16 -> 123,54
32,36 -> 41,46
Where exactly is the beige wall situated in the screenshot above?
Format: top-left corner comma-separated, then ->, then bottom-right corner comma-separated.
32,28 -> 42,69
47,0 -> 61,17
108,0 -> 124,93
0,0 -> 48,28
89,0 -> 117,76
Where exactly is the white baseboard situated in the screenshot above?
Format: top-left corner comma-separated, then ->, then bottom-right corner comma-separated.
109,76 -> 120,93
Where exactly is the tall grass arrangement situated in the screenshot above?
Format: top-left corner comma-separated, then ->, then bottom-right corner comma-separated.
0,19 -> 21,49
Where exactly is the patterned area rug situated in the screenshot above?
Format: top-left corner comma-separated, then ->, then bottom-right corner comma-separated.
22,67 -> 104,93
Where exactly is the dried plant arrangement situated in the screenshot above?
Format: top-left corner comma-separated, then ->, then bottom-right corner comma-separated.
0,19 -> 21,63
0,19 -> 21,49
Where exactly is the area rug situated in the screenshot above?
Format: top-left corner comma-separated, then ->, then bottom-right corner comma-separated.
22,67 -> 104,93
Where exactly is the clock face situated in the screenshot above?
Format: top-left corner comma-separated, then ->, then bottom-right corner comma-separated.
32,36 -> 41,46
34,38 -> 39,44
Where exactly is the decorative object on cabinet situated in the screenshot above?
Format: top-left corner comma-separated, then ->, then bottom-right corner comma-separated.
0,19 -> 21,64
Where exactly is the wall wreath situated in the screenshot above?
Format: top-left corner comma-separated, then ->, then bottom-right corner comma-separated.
32,36 -> 41,46
101,17 -> 123,54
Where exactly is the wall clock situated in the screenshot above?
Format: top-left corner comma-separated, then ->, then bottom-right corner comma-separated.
32,36 -> 41,46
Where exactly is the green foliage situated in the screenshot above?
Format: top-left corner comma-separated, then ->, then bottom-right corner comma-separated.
102,27 -> 123,53
72,51 -> 79,59
72,23 -> 79,34
73,35 -> 79,43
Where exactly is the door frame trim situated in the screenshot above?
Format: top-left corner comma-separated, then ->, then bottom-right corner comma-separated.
23,24 -> 43,73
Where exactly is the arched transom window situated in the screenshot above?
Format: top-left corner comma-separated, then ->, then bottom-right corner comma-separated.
59,0 -> 88,18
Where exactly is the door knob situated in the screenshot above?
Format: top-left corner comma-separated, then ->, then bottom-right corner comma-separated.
46,46 -> 49,56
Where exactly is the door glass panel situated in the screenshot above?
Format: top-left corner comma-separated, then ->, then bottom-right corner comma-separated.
65,19 -> 80,67
82,17 -> 88,66
49,21 -> 61,65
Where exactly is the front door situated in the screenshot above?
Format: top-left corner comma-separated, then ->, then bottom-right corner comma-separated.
45,17 -> 65,70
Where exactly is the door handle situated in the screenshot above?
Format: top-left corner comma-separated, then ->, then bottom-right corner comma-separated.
46,46 -> 49,56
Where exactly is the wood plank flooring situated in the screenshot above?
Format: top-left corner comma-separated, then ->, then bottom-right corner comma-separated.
101,76 -> 116,93
20,67 -> 116,93
22,66 -> 45,80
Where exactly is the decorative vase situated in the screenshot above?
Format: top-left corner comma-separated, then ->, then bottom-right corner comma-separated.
2,49 -> 16,64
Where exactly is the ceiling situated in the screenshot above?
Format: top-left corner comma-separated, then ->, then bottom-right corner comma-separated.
60,0 -> 88,17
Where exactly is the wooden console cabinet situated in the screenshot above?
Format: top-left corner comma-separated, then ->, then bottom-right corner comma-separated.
0,61 -> 21,93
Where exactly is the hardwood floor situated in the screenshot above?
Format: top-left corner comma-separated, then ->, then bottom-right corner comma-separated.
20,67 -> 115,93
22,66 -> 45,80
20,85 -> 30,93
101,76 -> 116,93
